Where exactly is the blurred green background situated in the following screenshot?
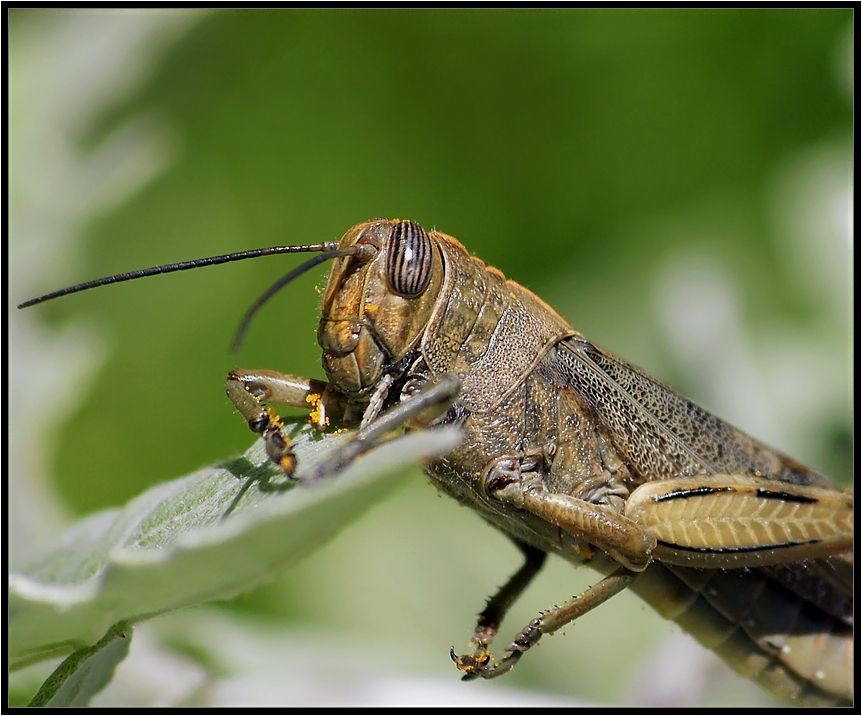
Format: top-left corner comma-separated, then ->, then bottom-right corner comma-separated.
9,8 -> 852,707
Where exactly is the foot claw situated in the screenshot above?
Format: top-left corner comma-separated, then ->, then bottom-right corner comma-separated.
450,647 -> 491,679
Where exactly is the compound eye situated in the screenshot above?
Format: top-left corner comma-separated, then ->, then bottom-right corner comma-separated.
386,220 -> 433,297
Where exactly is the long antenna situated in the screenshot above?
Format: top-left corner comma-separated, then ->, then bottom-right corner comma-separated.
230,246 -> 369,353
16,243 -> 341,309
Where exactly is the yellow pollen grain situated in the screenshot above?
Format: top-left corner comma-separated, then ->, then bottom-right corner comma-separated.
306,392 -> 328,427
266,408 -> 284,429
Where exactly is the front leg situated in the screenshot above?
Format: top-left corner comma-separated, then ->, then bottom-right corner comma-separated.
308,375 -> 461,480
226,370 -> 461,481
225,369 -> 332,477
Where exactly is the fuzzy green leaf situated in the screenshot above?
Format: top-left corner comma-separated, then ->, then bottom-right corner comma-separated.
9,423 -> 461,670
27,622 -> 133,707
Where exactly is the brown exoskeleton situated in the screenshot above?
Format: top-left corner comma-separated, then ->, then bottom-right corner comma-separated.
19,219 -> 853,705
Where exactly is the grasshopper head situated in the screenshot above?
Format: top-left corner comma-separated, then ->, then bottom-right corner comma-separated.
319,219 -> 444,397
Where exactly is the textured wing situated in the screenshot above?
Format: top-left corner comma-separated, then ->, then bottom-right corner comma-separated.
546,337 -> 851,704
546,337 -> 831,487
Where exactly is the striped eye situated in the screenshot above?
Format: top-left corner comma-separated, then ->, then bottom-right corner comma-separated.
386,220 -> 433,297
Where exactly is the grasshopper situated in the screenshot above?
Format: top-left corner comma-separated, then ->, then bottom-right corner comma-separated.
19,219 -> 853,705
